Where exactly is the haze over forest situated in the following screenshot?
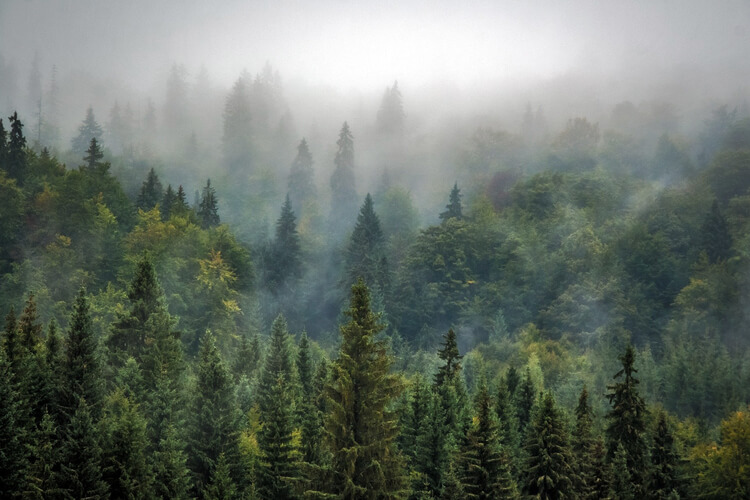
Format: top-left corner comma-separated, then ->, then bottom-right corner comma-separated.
4,1 -> 750,499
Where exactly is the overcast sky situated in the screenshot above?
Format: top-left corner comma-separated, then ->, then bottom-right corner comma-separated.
2,0 -> 750,94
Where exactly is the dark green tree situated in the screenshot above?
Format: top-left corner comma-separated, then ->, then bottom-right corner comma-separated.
439,183 -> 462,222
152,421 -> 192,500
318,279 -> 405,498
173,185 -> 191,218
83,137 -> 104,170
198,179 -> 220,229
522,392 -> 575,500
400,375 -> 431,466
329,122 -> 358,236
505,367 -> 520,399
257,314 -> 299,500
265,195 -> 302,293
346,192 -> 388,291
19,292 -> 42,351
161,184 -> 177,220
440,460 -> 466,500
495,376 -> 519,466
288,138 -> 316,210
7,112 -> 27,184
72,107 -> 104,156
412,388 -> 451,497
0,351 -> 29,496
605,345 -> 648,496
27,411 -> 63,499
297,332 -> 323,467
62,288 -> 104,421
459,382 -> 518,499
137,167 -> 164,211
58,397 -> 108,500
0,118 -> 7,166
203,452 -> 236,500
572,386 -> 597,498
514,368 -> 536,433
649,412 -> 680,500
609,443 -> 634,500
187,330 -> 240,494
434,329 -> 462,387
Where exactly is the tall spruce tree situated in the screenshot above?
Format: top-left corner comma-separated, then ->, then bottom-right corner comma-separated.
187,330 -> 240,494
414,388 -> 451,498
58,397 -> 108,500
198,179 -> 220,228
137,167 -> 164,211
522,392 -> 575,499
572,386 -> 597,498
459,382 -> 518,499
222,74 -> 253,174
700,199 -> 732,263
0,351 -> 29,496
161,184 -> 177,220
83,137 -> 104,170
71,107 -> 104,156
345,193 -> 388,291
605,345 -> 648,496
495,376 -> 519,468
0,118 -> 8,167
649,412 -> 680,500
515,368 -> 536,434
62,288 -> 103,421
297,332 -> 322,467
256,314 -> 299,500
434,329 -> 462,387
288,138 -> 316,210
265,195 -> 302,293
7,112 -> 27,184
329,122 -> 358,236
318,279 -> 405,498
439,183 -> 463,222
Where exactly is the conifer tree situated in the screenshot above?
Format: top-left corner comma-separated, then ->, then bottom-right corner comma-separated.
288,138 -> 316,210
58,397 -> 108,500
459,382 -> 518,499
297,332 -> 323,466
7,112 -> 27,184
19,292 -> 42,350
222,74 -> 253,174
376,81 -> 405,139
588,439 -> 611,500
505,366 -> 520,400
515,368 -> 536,433
495,376 -> 519,467
198,179 -> 220,228
63,288 -> 103,421
72,107 -> 104,156
440,461 -> 466,500
401,375 -> 432,465
434,329 -> 462,387
232,331 -> 259,381
3,306 -> 21,380
522,392 -> 575,499
414,388 -> 452,497
329,122 -> 358,235
83,137 -> 104,170
173,185 -> 191,218
649,412 -> 680,500
318,279 -> 405,498
346,193 -> 387,290
572,386 -> 597,498
439,183 -> 462,222
265,195 -> 302,293
152,421 -> 192,500
606,345 -> 648,496
0,351 -> 29,495
0,118 -> 8,166
100,389 -> 154,498
27,411 -> 62,499
203,452 -> 237,500
609,443 -> 634,500
162,184 -> 177,220
137,167 -> 164,210
257,315 -> 299,499
187,330 -> 240,494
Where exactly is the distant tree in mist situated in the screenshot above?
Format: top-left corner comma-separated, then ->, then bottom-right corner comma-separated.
137,168 -> 163,211
163,64 -> 189,148
264,195 -> 302,293
71,107 -> 103,157
287,138 -> 316,211
222,74 -> 253,174
198,179 -> 220,229
82,137 -> 104,170
376,81 -> 404,138
7,112 -> 27,184
329,122 -> 358,236
440,183 -> 463,222
345,193 -> 387,292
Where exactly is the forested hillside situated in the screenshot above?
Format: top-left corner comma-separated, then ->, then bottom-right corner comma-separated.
2,81 -> 750,498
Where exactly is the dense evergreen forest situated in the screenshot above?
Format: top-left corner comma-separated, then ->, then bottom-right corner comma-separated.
3,62 -> 750,498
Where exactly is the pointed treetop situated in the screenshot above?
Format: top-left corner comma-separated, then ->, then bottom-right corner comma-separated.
439,182 -> 463,221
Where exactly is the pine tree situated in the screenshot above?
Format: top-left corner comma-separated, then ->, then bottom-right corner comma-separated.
434,329 -> 462,387
649,412 -> 679,500
152,421 -> 192,500
376,81 -> 405,138
0,351 -> 29,496
162,184 -> 177,220
505,367 -> 520,401
0,118 -> 8,167
58,397 -> 108,500
100,389 -> 154,498
514,368 -> 536,433
137,167 -> 164,211
297,332 -> 323,467
72,107 -> 104,156
265,195 -> 302,293
62,288 -> 104,421
83,137 -> 104,170
318,279 -> 405,498
439,183 -> 463,222
609,443 -> 634,500
440,460 -> 466,500
588,439 -> 611,500
222,74 -> 253,174
19,292 -> 42,351
203,452 -> 237,500
198,179 -> 220,228
288,138 -> 316,210
572,386 -> 596,498
495,377 -> 519,468
459,382 -> 518,499
3,306 -> 21,379
187,330 -> 240,494
345,193 -> 387,290
606,345 -> 648,496
173,185 -> 191,218
7,112 -> 27,184
27,411 -> 63,499
329,122 -> 358,236
414,387 -> 452,497
522,392 -> 575,499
